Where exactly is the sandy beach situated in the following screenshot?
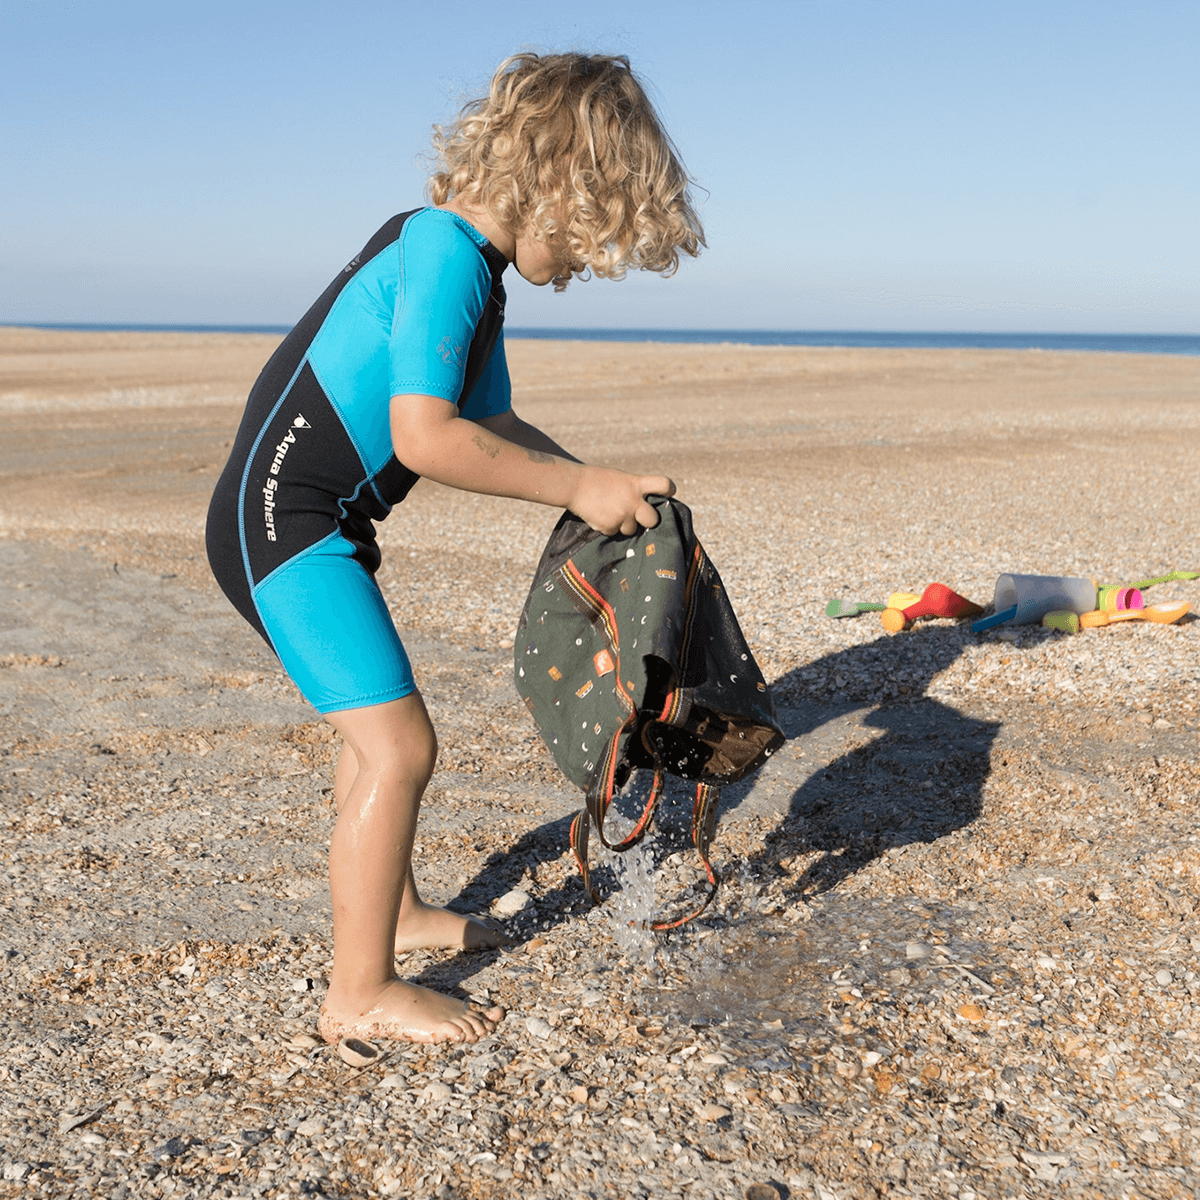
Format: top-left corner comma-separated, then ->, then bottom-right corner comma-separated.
2,325 -> 1199,1198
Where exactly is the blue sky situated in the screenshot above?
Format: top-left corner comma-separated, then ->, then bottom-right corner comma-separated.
2,0 -> 1197,331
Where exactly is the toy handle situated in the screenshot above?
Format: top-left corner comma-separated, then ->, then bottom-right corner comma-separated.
971,605 -> 1017,633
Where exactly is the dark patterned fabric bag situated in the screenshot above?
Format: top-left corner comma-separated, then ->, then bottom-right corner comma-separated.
514,497 -> 784,927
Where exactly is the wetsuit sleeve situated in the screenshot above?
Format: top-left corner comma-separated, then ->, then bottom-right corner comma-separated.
388,214 -> 493,403
457,329 -> 512,420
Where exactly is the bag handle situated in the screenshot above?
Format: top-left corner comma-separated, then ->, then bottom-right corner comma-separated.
568,725 -> 722,928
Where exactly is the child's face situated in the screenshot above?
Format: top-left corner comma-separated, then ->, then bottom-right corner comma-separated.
512,230 -> 566,287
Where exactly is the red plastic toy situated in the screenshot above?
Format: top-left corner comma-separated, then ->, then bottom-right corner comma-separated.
881,582 -> 985,633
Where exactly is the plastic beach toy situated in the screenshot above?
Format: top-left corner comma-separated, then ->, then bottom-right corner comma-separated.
1041,610 -> 1082,634
971,605 -> 1018,633
825,599 -> 887,618
1128,571 -> 1200,589
990,574 -> 1096,626
1096,571 -> 1198,610
825,592 -> 921,619
880,583 -> 985,633
1096,586 -> 1144,612
1078,600 -> 1191,628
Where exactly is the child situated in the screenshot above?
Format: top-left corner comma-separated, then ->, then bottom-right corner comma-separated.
205,52 -> 704,1045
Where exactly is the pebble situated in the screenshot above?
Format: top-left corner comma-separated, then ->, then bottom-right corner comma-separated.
377,1073 -> 407,1090
1155,969 -> 1174,986
295,1117 -> 326,1137
525,1016 -> 553,1039
493,888 -> 532,916
423,1081 -> 453,1104
745,1187 -> 782,1200
905,941 -> 934,959
697,1104 -> 732,1122
336,1038 -> 379,1068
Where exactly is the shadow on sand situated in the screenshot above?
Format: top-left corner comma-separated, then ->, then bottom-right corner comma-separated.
413,625 -> 1000,994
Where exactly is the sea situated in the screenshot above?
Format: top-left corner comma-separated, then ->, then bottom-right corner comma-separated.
13,323 -> 1200,356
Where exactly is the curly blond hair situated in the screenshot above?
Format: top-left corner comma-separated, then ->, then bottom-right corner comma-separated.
429,53 -> 704,290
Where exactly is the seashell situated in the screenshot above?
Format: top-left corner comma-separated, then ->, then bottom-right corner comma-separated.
492,889 -> 531,916
336,1038 -> 379,1068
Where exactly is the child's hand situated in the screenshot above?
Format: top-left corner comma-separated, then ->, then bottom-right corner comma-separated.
567,467 -> 675,536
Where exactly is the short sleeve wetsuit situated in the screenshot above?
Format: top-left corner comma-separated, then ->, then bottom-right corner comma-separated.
206,208 -> 510,713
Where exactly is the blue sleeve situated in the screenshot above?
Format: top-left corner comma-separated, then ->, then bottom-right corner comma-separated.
388,211 -> 492,402
457,329 -> 512,419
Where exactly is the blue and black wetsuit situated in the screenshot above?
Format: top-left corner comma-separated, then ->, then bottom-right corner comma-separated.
206,208 -> 510,713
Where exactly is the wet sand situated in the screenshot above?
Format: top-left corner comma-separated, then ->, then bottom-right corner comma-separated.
2,327 -> 1199,1197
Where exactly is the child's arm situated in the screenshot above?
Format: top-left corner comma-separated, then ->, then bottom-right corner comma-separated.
470,407 -> 581,464
391,393 -> 671,535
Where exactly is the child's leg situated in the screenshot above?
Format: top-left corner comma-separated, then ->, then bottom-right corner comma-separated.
318,693 -> 503,1044
333,741 -> 507,954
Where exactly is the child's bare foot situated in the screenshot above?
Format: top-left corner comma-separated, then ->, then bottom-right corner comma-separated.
393,899 -> 511,954
319,979 -> 504,1045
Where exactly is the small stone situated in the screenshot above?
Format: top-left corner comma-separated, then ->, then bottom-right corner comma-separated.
336,1037 -> 379,1068
569,1085 -> 589,1104
289,1033 -> 320,1049
295,1117 -> 326,1137
78,1132 -> 106,1146
581,989 -> 605,1007
2,1164 -> 30,1182
1139,1128 -> 1161,1143
906,941 -> 934,959
143,1073 -> 169,1090
152,1138 -> 187,1161
1155,969 -> 1174,986
1035,955 -> 1057,970
697,1103 -> 731,1122
700,1052 -> 729,1065
378,1073 -> 407,1089
957,1003 -> 986,1022
746,1186 -> 782,1200
872,1068 -> 896,1094
1153,717 -> 1172,729
525,1016 -> 553,1039
423,1081 -> 453,1103
290,977 -> 313,993
493,889 -> 532,916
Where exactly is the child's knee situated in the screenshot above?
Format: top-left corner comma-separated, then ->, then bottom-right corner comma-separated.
404,723 -> 438,784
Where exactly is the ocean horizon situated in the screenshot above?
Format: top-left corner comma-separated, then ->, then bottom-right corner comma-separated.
8,322 -> 1200,357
